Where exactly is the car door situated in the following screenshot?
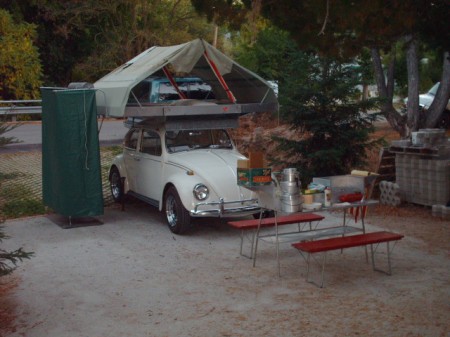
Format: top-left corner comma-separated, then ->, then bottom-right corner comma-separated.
135,129 -> 163,205
122,128 -> 141,192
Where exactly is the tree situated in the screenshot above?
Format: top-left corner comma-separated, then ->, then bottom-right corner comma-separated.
192,0 -> 450,135
235,28 -> 382,184
0,9 -> 42,100
1,0 -> 217,85
275,55 -> 382,184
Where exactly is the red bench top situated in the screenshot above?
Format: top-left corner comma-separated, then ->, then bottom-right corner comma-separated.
292,231 -> 404,253
227,213 -> 324,230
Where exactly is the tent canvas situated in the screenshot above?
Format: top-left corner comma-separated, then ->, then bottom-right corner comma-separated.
94,38 -> 278,117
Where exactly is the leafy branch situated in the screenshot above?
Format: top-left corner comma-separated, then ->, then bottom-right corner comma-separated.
0,225 -> 34,277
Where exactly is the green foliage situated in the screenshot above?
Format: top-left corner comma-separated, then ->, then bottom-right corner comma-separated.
394,43 -> 446,97
237,28 -> 382,185
234,27 -> 297,83
0,121 -> 22,147
276,54 -> 383,184
0,9 -> 42,100
0,225 -> 34,277
191,0 -> 248,30
1,0 -> 217,85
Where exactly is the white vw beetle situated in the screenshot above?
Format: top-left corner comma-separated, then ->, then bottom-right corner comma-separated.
109,119 -> 260,234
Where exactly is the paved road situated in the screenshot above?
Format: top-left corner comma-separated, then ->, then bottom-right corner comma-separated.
1,119 -> 128,153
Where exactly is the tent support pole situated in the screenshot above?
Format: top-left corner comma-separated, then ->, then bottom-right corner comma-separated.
203,51 -> 236,103
163,67 -> 187,99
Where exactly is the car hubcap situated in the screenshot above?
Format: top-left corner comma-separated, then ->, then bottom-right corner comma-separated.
166,195 -> 178,227
111,172 -> 121,199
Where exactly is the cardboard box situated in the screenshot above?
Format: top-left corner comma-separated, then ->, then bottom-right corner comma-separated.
237,168 -> 272,187
237,159 -> 250,169
248,152 -> 264,168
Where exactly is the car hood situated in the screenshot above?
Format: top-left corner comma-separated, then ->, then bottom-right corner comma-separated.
168,149 -> 253,200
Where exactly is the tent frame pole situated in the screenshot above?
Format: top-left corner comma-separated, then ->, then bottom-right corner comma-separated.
162,66 -> 187,100
203,51 -> 236,103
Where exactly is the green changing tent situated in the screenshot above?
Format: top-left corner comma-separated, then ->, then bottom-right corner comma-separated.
41,88 -> 104,217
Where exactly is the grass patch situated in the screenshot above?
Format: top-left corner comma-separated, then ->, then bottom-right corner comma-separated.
0,183 -> 32,199
103,145 -> 122,156
1,199 -> 46,218
0,172 -> 25,182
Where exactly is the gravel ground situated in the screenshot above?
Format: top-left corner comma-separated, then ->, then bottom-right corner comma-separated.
0,201 -> 449,337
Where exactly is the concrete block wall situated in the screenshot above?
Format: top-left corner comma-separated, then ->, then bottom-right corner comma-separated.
395,154 -> 450,206
379,181 -> 401,206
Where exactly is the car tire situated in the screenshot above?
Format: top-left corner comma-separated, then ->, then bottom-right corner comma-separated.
109,166 -> 124,203
164,186 -> 191,234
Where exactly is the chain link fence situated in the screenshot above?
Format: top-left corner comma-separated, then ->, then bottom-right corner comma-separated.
0,147 -> 119,219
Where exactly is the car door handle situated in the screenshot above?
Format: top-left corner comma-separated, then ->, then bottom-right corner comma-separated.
134,157 -> 140,161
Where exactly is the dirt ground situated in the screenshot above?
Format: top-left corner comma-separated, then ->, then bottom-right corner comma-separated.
1,116 -> 449,336
0,201 -> 449,337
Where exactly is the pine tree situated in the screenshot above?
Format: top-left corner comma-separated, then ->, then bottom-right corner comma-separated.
234,27 -> 384,186
0,121 -> 33,277
273,53 -> 384,185
0,226 -> 33,277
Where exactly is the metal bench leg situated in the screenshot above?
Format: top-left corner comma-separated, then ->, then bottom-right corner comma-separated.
305,252 -> 327,288
361,217 -> 368,262
319,253 -> 327,288
252,215 -> 263,267
239,229 -> 254,259
305,253 -> 311,282
239,230 -> 244,256
371,241 -> 398,275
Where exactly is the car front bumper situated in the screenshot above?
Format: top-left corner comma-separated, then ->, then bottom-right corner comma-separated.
190,198 -> 260,218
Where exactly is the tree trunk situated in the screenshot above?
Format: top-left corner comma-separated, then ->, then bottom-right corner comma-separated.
362,84 -> 369,100
425,51 -> 450,128
370,47 -> 407,137
405,36 -> 420,133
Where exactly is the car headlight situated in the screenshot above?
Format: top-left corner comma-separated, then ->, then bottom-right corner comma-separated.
193,184 -> 209,201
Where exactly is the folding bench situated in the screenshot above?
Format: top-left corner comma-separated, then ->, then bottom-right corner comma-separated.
228,212 -> 324,259
292,231 -> 404,287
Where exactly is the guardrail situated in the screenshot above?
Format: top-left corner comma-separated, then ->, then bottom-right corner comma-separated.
0,100 -> 42,120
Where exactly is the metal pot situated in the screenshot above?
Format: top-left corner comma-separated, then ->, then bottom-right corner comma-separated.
282,168 -> 299,183
280,199 -> 301,213
280,193 -> 302,206
280,181 -> 300,194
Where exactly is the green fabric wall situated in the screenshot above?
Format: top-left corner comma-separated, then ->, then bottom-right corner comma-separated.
41,88 -> 103,217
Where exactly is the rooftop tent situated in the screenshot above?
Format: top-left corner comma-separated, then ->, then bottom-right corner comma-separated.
94,38 -> 278,117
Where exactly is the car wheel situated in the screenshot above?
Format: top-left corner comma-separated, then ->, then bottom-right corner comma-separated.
109,167 -> 124,203
164,186 -> 191,234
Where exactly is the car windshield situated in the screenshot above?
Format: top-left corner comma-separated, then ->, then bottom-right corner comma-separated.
165,129 -> 232,153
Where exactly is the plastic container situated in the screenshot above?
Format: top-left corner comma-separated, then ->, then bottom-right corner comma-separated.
324,187 -> 332,207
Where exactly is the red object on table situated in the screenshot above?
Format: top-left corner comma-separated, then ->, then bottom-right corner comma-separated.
339,192 -> 363,202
